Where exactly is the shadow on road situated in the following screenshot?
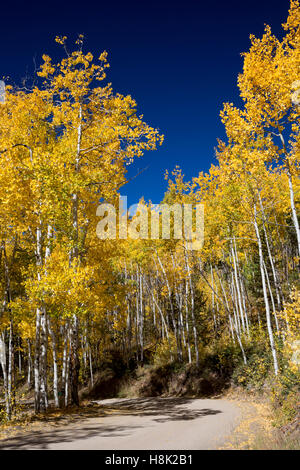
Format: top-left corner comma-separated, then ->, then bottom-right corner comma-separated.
100,397 -> 222,423
0,397 -> 222,449
0,424 -> 141,450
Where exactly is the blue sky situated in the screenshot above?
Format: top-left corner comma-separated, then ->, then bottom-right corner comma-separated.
0,0 -> 290,206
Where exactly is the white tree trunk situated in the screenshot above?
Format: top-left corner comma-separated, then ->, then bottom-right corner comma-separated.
254,204 -> 279,375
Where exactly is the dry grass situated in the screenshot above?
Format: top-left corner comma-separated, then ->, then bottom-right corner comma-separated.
220,388 -> 300,450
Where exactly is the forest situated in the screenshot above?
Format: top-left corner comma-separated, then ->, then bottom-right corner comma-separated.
0,0 -> 299,447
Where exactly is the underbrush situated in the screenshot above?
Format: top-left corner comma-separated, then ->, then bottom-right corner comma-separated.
251,430 -> 300,450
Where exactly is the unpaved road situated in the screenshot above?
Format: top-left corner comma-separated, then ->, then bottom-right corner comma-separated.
0,397 -> 241,450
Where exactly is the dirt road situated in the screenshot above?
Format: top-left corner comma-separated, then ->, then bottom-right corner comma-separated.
0,397 -> 241,450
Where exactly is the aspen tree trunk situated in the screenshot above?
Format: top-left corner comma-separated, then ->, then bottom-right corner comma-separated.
69,315 -> 80,406
210,264 -> 217,332
135,267 -> 144,364
65,331 -> 72,407
34,224 -> 49,412
231,242 -> 246,333
48,321 -> 59,408
240,280 -> 250,334
234,322 -> 247,365
217,273 -> 235,342
27,340 -> 32,388
34,309 -> 41,413
185,249 -> 199,365
175,281 -> 184,346
82,334 -> 87,373
287,167 -> 300,258
229,316 -> 236,343
89,345 -> 94,388
231,275 -> 241,335
34,225 -> 42,413
0,332 -> 10,418
39,309 -> 48,412
259,195 -> 283,309
177,288 -> 186,350
18,338 -> 22,376
185,280 -> 192,363
126,300 -> 132,356
146,281 -> 171,353
227,280 -> 246,363
212,268 -> 247,364
61,328 -> 69,407
171,255 -> 186,350
7,321 -> 14,419
139,270 -> 144,363
124,263 -> 132,357
278,131 -> 300,257
152,298 -> 156,328
1,242 -> 14,418
68,105 -> 83,406
38,225 -> 52,412
135,269 -> 140,363
155,253 -> 182,361
263,260 -> 279,333
254,204 -> 279,375
233,239 -> 250,335
227,279 -> 247,363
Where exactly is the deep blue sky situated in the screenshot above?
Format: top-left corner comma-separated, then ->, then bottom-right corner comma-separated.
0,0 -> 290,206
